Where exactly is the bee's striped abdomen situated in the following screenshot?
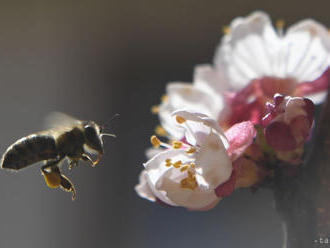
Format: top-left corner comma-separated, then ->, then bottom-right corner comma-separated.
1,134 -> 58,170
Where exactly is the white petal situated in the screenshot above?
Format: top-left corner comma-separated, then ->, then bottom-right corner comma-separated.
135,170 -> 156,202
304,91 -> 327,104
214,11 -> 280,89
159,83 -> 224,139
193,64 -> 230,93
172,110 -> 229,148
145,147 -> 163,159
144,149 -> 190,206
285,19 -> 330,82
195,132 -> 232,188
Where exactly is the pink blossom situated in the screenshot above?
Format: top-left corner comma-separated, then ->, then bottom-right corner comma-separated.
262,94 -> 314,151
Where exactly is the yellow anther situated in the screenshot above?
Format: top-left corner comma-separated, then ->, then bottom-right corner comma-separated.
173,160 -> 182,168
276,19 -> 285,30
187,170 -> 194,178
180,165 -> 189,172
155,125 -> 167,136
190,163 -> 196,169
180,175 -> 198,190
150,135 -> 161,148
222,25 -> 231,35
186,147 -> 196,154
165,158 -> 172,163
151,105 -> 160,114
172,141 -> 183,149
165,162 -> 172,167
175,115 -> 186,124
161,94 -> 168,102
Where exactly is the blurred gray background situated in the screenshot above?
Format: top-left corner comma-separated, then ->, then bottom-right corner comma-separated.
0,0 -> 328,247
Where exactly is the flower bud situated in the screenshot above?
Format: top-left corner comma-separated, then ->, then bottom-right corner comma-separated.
262,94 -> 314,151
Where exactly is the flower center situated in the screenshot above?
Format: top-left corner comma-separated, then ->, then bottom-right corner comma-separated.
180,171 -> 198,190
149,134 -> 199,191
256,77 -> 297,99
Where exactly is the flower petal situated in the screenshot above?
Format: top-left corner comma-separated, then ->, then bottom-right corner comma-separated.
214,11 -> 280,89
144,149 -> 188,206
285,20 -> 330,82
157,171 -> 219,210
225,121 -> 256,160
195,132 -> 232,188
172,110 -> 229,148
193,64 -> 230,94
135,170 -> 156,202
159,83 -> 224,139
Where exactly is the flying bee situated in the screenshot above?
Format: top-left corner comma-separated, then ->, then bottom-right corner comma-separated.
0,112 -> 116,200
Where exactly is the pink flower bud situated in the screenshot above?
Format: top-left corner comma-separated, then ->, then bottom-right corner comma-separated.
262,94 -> 314,151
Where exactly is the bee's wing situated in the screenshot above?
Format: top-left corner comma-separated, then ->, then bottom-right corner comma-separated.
44,112 -> 82,129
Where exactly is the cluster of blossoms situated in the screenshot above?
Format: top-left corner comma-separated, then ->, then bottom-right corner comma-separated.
135,11 -> 330,210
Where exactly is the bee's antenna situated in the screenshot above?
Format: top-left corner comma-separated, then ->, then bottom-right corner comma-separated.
102,113 -> 120,128
100,113 -> 120,132
100,133 -> 117,138
109,113 -> 120,122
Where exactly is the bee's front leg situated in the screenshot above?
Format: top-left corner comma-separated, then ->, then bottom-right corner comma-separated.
81,154 -> 97,167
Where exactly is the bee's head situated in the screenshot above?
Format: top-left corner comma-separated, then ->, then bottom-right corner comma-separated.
83,121 -> 104,155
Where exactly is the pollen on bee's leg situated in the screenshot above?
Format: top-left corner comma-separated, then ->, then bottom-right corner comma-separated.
175,115 -> 186,124
42,170 -> 61,188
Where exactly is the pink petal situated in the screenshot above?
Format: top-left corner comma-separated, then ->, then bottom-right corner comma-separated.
215,169 -> 236,198
295,67 -> 330,97
225,121 -> 257,160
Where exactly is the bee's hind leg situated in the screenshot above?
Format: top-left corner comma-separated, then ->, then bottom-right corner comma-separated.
59,174 -> 76,201
41,159 -> 76,200
41,159 -> 62,189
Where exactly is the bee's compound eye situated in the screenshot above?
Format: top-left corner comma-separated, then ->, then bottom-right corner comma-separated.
84,124 -> 103,153
84,125 -> 96,138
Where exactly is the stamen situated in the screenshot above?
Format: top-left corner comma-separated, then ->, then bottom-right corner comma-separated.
190,163 -> 196,169
175,115 -> 186,124
161,95 -> 168,102
151,105 -> 160,114
155,125 -> 167,136
276,19 -> 285,36
165,158 -> 172,163
180,165 -> 189,172
180,174 -> 198,190
165,162 -> 172,167
172,141 -> 183,149
150,135 -> 161,148
173,161 -> 182,168
186,147 -> 196,154
222,25 -> 231,35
